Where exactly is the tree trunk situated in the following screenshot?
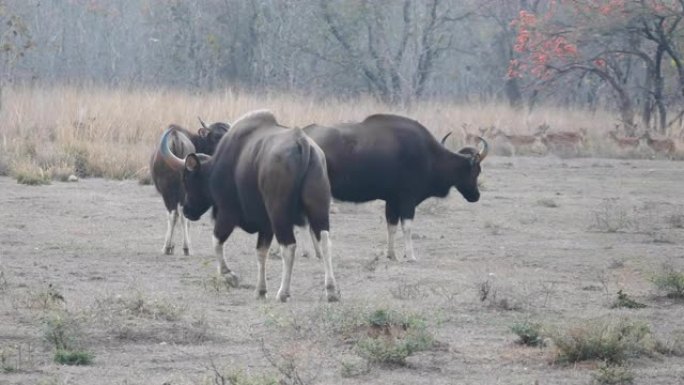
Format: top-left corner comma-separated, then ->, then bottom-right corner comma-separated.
504,77 -> 523,109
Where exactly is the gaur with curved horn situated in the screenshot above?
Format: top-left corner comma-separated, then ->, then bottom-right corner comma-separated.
150,120 -> 230,256
304,114 -> 488,262
169,110 -> 339,302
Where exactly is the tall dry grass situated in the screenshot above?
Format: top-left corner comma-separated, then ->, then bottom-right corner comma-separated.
0,85 -> 676,183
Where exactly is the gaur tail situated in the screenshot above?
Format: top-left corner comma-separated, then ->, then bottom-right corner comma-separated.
291,128 -> 311,227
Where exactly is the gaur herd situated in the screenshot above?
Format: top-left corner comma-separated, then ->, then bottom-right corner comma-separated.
153,110 -> 489,302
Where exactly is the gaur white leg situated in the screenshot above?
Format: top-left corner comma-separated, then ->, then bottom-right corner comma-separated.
319,230 -> 339,302
213,235 -> 239,287
309,227 -> 323,259
162,209 -> 179,255
256,245 -> 269,299
401,219 -> 417,262
180,206 -> 191,256
276,244 -> 296,302
386,222 -> 398,260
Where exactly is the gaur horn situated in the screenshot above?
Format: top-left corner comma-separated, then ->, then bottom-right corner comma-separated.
198,116 -> 209,130
440,131 -> 453,145
477,136 -> 489,162
160,128 -> 185,171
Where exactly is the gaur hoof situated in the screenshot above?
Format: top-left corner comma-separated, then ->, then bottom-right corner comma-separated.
223,273 -> 239,288
386,252 -> 398,261
326,291 -> 340,302
163,245 -> 174,255
256,289 -> 267,299
183,247 -> 190,256
405,255 -> 418,263
276,291 -> 290,303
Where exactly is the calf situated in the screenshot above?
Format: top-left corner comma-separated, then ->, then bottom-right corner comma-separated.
150,119 -> 229,255
304,114 -> 488,261
159,110 -> 338,302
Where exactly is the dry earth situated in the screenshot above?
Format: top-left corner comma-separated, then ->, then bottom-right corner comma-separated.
1,155 -> 683,385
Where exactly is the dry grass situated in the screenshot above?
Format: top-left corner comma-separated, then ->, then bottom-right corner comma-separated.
3,85 -> 680,183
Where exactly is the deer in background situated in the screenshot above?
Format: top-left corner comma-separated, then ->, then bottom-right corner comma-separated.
641,131 -> 676,157
536,124 -> 587,154
490,128 -> 545,156
607,129 -> 641,150
461,124 -> 492,146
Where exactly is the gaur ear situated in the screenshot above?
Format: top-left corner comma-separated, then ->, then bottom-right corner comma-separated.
198,127 -> 209,138
185,154 -> 201,172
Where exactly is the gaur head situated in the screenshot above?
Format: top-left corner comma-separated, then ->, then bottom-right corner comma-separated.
196,117 -> 230,155
440,132 -> 488,203
159,128 -> 214,221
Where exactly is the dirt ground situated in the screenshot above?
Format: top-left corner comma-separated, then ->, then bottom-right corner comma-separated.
1,155 -> 683,385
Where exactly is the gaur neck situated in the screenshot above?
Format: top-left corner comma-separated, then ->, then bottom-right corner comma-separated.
432,150 -> 469,198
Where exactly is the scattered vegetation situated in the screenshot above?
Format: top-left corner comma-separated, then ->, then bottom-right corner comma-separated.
483,221 -> 504,236
339,356 -> 370,378
551,318 -> 661,364
42,312 -> 93,366
651,264 -> 684,299
204,363 -> 279,385
12,161 -> 51,185
389,281 -> 427,300
591,364 -> 635,385
477,278 -> 521,311
590,199 -> 637,233
53,349 -> 93,366
537,198 -> 559,208
94,292 -> 184,321
354,309 -> 434,366
510,321 -> 545,347
0,343 -> 34,373
611,290 -> 647,309
23,283 -> 66,311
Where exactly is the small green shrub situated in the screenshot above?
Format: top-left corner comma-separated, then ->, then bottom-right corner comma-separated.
611,290 -> 646,309
53,350 -> 93,366
552,318 -> 658,364
591,364 -> 635,385
537,198 -> 559,208
43,312 -> 94,365
355,309 -> 434,366
510,321 -> 545,346
652,265 -> 684,299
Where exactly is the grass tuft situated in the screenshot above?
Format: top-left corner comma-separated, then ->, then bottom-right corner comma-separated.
651,264 -> 684,299
13,162 -> 51,185
551,318 -> 660,364
510,321 -> 545,346
591,364 -> 635,385
53,349 -> 93,366
611,290 -> 647,309
42,311 -> 94,365
355,309 -> 434,366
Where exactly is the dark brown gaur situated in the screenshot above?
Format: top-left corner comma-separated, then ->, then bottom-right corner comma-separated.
150,119 -> 229,255
159,110 -> 339,303
304,114 -> 488,261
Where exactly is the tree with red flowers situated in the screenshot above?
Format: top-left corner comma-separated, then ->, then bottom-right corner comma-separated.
510,0 -> 684,134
